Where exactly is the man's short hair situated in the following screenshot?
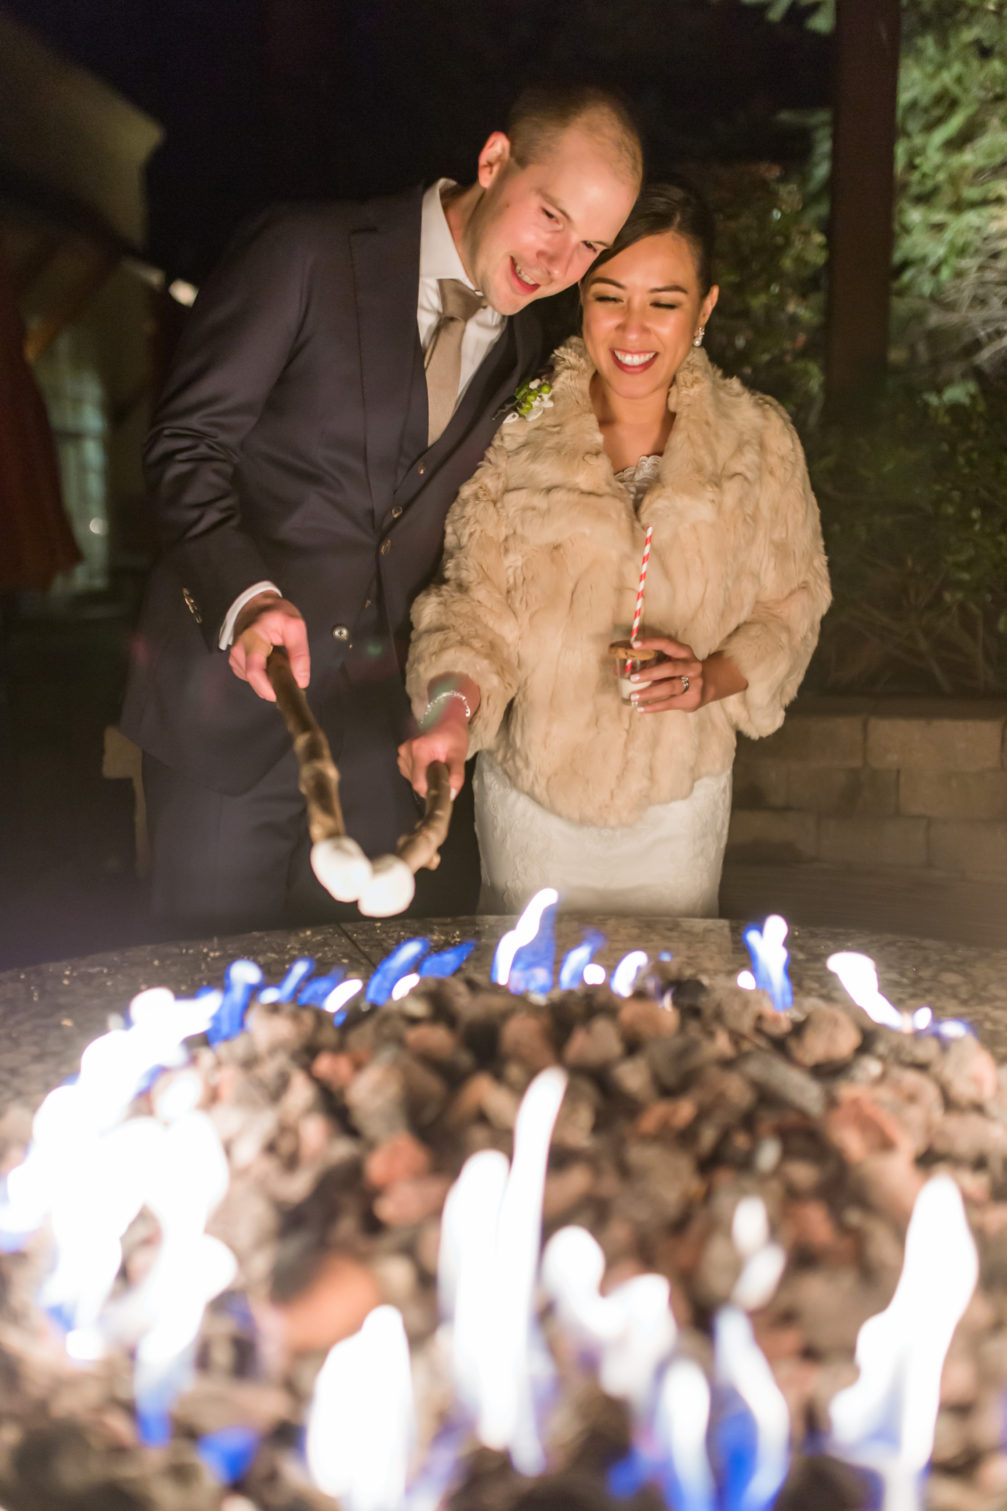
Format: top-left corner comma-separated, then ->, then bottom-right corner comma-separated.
506,83 -> 643,187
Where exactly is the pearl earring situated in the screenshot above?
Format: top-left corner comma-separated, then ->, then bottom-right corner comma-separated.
692,326 -> 705,348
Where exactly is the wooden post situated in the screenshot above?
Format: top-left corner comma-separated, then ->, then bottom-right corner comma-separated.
824,0 -> 901,418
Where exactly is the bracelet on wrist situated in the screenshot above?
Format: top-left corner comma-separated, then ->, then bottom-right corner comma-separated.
424,687 -> 472,723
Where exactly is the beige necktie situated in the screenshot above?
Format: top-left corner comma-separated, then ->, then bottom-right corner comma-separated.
425,278 -> 486,445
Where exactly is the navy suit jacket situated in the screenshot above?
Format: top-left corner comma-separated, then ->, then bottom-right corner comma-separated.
121,186 -> 543,796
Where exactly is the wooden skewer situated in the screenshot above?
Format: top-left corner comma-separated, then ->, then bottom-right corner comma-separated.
397,759 -> 454,875
266,648 -> 454,907
266,647 -> 345,843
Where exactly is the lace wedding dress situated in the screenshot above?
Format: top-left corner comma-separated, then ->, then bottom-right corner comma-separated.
473,455 -> 733,918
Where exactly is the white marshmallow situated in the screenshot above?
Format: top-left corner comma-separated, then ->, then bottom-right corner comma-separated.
357,855 -> 416,917
310,836 -> 373,902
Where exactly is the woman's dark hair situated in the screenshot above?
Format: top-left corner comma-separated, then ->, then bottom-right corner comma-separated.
587,176 -> 716,294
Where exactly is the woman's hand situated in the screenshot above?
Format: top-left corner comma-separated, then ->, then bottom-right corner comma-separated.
397,676 -> 480,799
629,639 -> 747,714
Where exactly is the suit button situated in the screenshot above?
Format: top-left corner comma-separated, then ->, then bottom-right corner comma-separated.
417,463 -> 426,476
391,505 -> 403,519
363,597 -> 373,609
331,624 -> 351,642
380,538 -> 392,556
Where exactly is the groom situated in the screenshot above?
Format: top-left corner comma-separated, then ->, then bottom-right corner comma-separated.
120,84 -> 642,932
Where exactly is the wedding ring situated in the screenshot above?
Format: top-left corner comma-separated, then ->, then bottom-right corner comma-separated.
680,674 -> 690,693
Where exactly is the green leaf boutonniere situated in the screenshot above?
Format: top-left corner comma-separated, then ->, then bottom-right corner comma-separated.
502,374 -> 554,425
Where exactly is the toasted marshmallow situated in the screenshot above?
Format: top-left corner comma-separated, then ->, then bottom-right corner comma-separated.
310,835 -> 373,902
357,855 -> 416,918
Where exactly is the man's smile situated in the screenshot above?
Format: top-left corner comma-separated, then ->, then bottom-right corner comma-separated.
509,257 -> 541,294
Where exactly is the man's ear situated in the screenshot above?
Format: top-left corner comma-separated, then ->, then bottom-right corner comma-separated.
476,131 -> 512,190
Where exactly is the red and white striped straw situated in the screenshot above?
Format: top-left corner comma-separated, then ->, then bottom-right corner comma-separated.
630,525 -> 654,645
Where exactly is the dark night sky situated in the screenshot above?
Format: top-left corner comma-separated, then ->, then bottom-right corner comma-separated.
7,0 -> 831,277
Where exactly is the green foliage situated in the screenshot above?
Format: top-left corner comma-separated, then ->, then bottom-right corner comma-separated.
742,0 -> 1007,382
893,0 -> 1007,381
700,162 -> 827,429
737,0 -> 835,30
807,384 -> 1007,694
715,0 -> 1007,695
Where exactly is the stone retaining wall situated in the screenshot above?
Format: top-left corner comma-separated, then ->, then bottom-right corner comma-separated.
729,697 -> 1007,882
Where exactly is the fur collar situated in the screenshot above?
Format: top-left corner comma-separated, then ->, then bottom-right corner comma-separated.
500,335 -> 764,529
546,334 -> 750,429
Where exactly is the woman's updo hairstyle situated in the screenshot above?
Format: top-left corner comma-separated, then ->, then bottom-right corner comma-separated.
587,175 -> 716,295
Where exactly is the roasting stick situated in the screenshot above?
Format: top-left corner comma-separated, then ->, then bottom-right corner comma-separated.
266,646 -> 345,842
266,647 -> 372,903
356,757 -> 456,918
265,647 -> 455,916
397,759 -> 453,874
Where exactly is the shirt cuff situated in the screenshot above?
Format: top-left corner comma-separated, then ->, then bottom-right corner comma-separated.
218,581 -> 282,650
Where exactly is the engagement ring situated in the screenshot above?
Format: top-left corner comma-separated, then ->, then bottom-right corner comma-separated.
680,674 -> 690,693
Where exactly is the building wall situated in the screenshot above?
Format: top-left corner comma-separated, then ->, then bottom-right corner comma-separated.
30,269 -> 153,594
0,13 -> 163,599
0,13 -> 161,247
729,697 -> 1007,883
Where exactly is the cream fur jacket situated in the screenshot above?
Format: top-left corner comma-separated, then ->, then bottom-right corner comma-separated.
407,337 -> 831,828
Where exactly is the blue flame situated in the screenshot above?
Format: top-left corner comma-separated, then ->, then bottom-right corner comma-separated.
608,1443 -> 717,1511
933,1019 -> 975,1040
607,1444 -> 654,1498
403,1413 -> 469,1511
259,957 -> 316,1003
507,899 -> 559,995
44,1300 -> 74,1334
298,966 -> 348,1006
135,1377 -> 176,1447
197,1424 -> 260,1484
420,940 -> 477,977
742,917 -> 793,1012
558,929 -> 605,989
492,889 -> 559,986
714,1389 -> 763,1511
0,1225 -> 34,1253
611,950 -> 649,998
912,1006 -> 975,1042
366,938 -> 430,1006
207,960 -> 264,1044
712,1307 -> 790,1511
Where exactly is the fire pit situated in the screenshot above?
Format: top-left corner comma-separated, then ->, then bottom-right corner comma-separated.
0,911 -> 1006,1511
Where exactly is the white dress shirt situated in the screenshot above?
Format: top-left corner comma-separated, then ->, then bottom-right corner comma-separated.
220,179 -> 506,648
417,178 -> 505,396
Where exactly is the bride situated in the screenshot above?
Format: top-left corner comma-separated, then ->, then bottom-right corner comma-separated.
398,179 -> 830,916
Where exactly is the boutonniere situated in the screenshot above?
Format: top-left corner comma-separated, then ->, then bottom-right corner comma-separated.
501,374 -> 554,424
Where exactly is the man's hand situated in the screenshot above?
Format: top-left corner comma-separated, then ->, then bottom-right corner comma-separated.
229,591 -> 310,702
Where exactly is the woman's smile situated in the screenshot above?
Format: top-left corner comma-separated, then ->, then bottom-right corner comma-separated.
611,348 -> 658,373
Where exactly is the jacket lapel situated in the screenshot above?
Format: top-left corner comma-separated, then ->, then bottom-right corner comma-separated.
391,303 -> 543,515
424,303 -> 541,463
350,186 -> 425,525
482,303 -> 542,424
